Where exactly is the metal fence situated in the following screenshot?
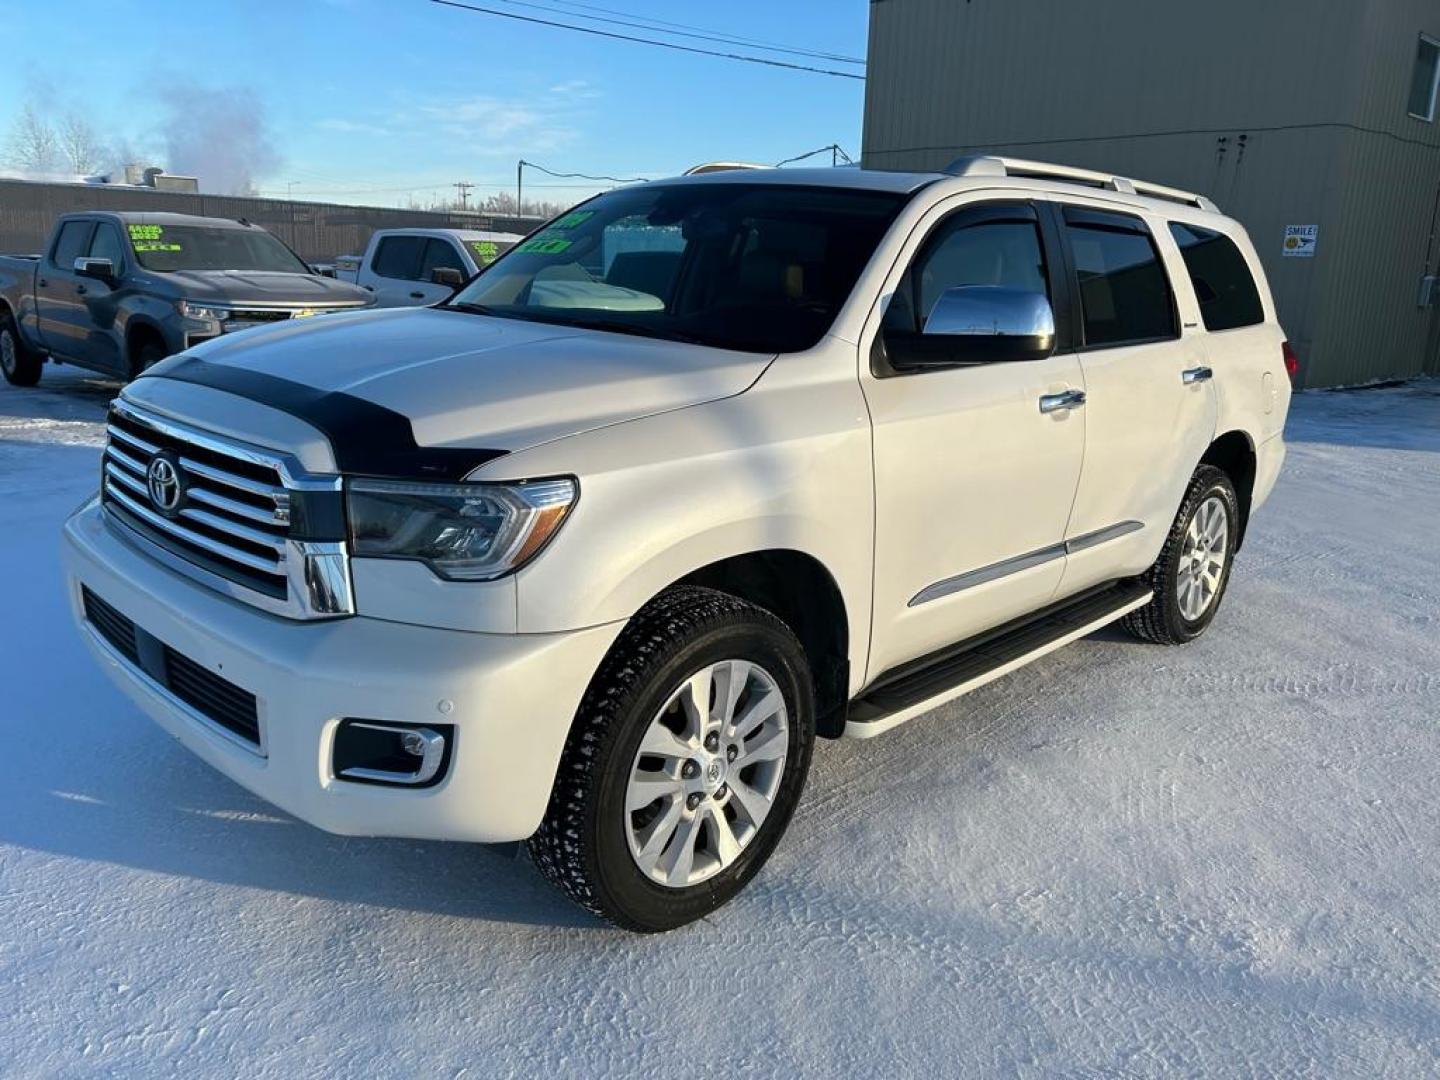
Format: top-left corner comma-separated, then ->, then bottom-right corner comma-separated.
0,180 -> 545,263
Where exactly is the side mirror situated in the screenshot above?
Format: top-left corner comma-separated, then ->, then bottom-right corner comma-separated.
430,267 -> 465,288
74,257 -> 115,282
311,263 -> 336,278
884,286 -> 1056,371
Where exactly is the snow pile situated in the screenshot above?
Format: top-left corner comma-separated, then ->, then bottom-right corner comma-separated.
1,372 -> 1437,1076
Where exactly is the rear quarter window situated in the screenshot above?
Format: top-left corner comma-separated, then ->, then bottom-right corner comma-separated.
1168,223 -> 1265,332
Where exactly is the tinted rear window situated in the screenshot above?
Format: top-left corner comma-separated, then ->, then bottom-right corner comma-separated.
1062,208 -> 1177,348
372,236 -> 426,280
1168,223 -> 1264,332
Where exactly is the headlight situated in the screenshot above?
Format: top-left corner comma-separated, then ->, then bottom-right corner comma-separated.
346,477 -> 577,581
177,300 -> 230,321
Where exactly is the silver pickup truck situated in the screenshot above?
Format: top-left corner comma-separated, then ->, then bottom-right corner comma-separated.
333,227 -> 523,307
0,211 -> 372,386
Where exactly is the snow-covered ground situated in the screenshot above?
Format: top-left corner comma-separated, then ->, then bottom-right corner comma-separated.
2,369 -> 1437,1077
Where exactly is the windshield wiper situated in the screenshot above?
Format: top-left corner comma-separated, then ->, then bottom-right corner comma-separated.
562,318 -> 707,345
440,301 -> 499,316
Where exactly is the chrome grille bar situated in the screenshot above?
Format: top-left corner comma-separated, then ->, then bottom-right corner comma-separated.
100,399 -> 354,620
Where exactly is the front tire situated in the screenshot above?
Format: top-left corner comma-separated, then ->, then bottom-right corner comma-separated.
0,312 -> 43,387
528,586 -> 816,932
1123,464 -> 1240,645
128,340 -> 168,381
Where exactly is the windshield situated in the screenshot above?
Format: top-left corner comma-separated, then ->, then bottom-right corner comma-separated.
127,224 -> 312,274
447,183 -> 909,353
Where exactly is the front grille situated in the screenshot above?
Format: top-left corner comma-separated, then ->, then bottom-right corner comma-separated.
80,587 -> 262,749
101,406 -> 291,600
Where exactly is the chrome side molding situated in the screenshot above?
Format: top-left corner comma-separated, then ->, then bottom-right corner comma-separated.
909,521 -> 1144,606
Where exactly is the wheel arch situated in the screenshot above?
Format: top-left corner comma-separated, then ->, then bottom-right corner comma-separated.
1199,430 -> 1257,549
123,316 -> 168,372
668,549 -> 851,739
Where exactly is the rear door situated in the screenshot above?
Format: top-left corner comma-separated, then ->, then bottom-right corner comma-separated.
1051,202 -> 1217,598
362,234 -> 426,306
33,219 -> 95,359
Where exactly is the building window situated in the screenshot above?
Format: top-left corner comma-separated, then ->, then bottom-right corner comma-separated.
1408,35 -> 1440,121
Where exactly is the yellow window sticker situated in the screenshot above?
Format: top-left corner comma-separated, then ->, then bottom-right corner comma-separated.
470,240 -> 500,263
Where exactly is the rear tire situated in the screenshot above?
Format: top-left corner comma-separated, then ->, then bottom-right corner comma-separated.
1123,464 -> 1240,645
528,586 -> 816,932
0,311 -> 43,387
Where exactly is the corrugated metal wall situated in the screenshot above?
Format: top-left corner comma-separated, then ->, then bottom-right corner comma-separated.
862,0 -> 1440,387
0,181 -> 543,264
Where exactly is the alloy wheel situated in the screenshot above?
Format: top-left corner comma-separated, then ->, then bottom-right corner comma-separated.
625,659 -> 789,888
1177,494 -> 1229,621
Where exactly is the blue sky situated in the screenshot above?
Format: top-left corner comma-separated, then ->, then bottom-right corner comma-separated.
3,0 -> 868,208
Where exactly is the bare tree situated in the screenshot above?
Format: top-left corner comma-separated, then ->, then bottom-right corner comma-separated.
5,104 -> 58,170
57,113 -> 103,174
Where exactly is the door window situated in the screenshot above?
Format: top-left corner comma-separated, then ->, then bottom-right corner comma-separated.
1168,223 -> 1263,331
51,221 -> 95,269
1062,208 -> 1177,348
371,235 -> 426,280
885,207 -> 1049,336
87,223 -> 127,270
419,239 -> 466,280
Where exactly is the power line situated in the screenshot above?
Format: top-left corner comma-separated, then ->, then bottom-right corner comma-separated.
774,144 -> 855,168
488,0 -> 865,66
517,159 -> 649,213
537,0 -> 863,63
429,0 -> 866,80
453,180 -> 475,208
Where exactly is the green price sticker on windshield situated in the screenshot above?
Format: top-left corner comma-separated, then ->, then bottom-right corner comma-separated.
133,242 -> 182,252
517,236 -> 573,255
470,240 -> 500,263
128,224 -> 165,241
551,210 -> 594,231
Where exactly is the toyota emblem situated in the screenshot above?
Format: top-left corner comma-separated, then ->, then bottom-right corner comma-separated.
146,453 -> 185,515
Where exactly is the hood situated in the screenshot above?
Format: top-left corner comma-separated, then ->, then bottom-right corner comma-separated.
159,269 -> 371,307
162,306 -> 772,453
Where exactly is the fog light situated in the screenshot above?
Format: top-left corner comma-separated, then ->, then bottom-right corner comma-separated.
333,720 -> 453,788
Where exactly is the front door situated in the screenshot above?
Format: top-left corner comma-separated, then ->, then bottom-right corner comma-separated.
861,199 -> 1087,681
1051,203 -> 1217,597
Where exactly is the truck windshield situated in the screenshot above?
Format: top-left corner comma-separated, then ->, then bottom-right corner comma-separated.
446,183 -> 909,353
127,225 -> 312,274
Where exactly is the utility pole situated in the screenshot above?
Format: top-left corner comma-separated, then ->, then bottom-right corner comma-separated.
517,159 -> 526,217
452,180 -> 474,210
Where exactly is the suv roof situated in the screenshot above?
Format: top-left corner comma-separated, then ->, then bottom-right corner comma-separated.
653,158 -> 1226,219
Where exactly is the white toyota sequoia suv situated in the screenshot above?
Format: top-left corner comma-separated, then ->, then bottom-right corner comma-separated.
64,159 -> 1291,931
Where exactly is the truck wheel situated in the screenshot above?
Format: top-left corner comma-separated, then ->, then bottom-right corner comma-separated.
529,586 -> 816,932
0,312 -> 43,387
1123,464 -> 1240,645
128,341 -> 168,381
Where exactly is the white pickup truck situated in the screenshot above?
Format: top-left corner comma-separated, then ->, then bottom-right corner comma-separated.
64,160 -> 1291,931
334,228 -> 523,307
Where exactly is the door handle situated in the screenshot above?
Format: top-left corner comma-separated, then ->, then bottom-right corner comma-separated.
1039,389 -> 1086,414
38,278 -> 47,287
76,285 -> 87,295
409,291 -> 424,299
1182,366 -> 1213,384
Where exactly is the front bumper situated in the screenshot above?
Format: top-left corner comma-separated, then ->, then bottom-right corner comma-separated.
62,497 -> 623,843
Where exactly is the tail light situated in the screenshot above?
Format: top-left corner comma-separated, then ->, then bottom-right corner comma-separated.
1282,341 -> 1300,382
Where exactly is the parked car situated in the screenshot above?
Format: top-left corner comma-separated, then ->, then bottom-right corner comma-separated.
63,159 -> 1291,931
0,212 -> 372,385
334,228 -> 523,307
